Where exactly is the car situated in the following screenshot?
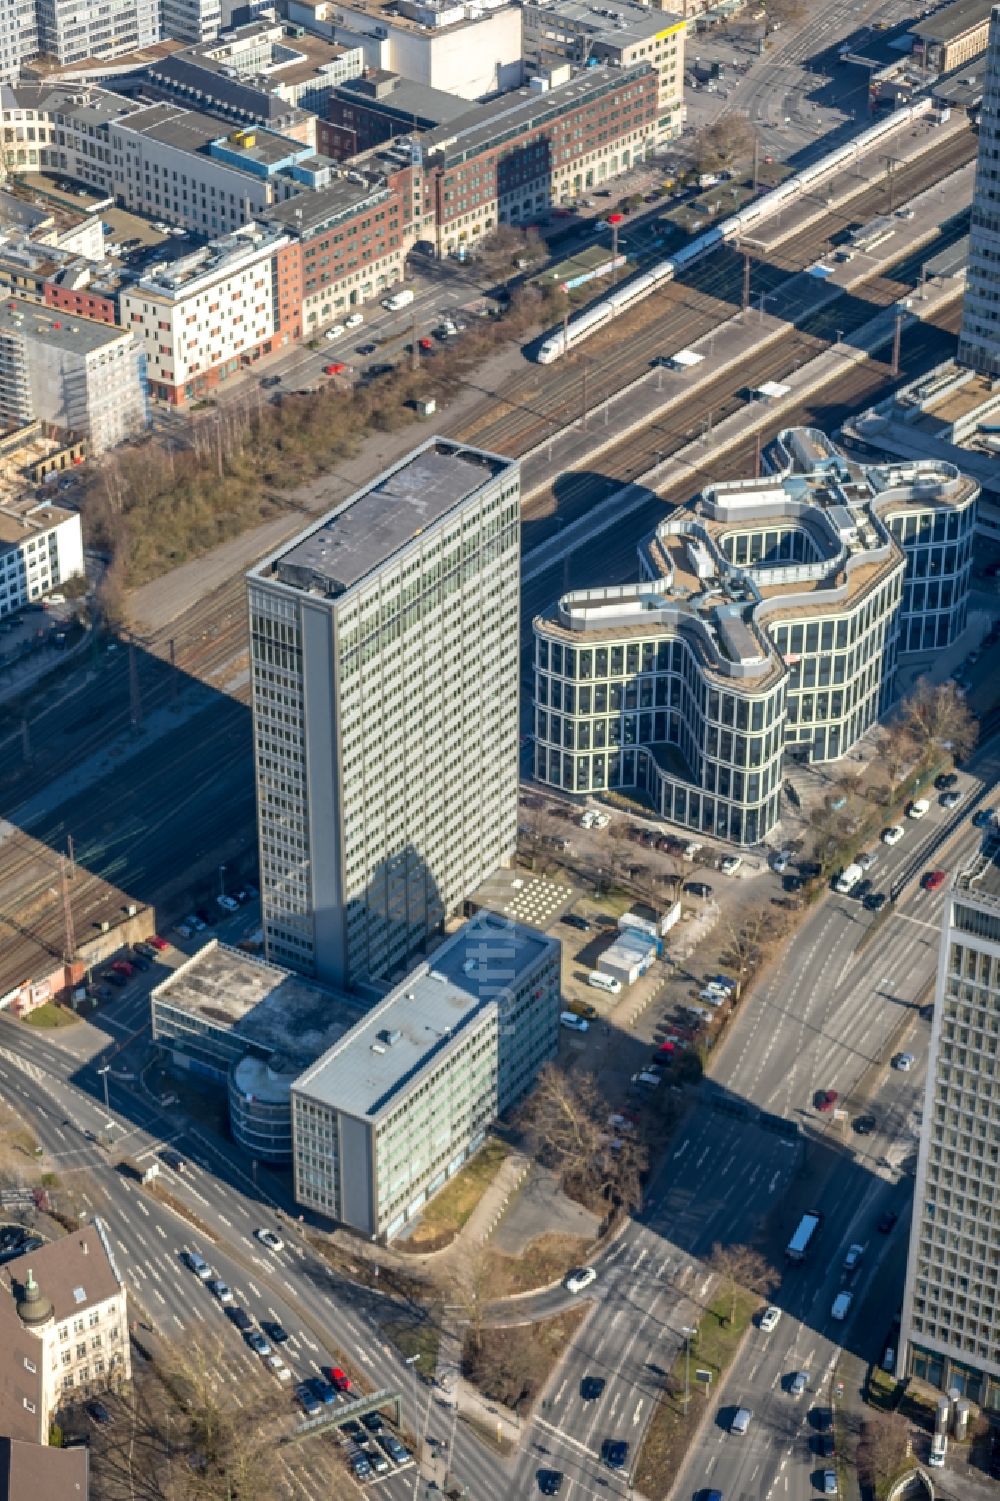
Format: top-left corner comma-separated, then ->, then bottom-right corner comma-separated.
822,1470 -> 838,1495
855,878 -> 873,901
565,1267 -> 597,1294
730,1407 -> 752,1435
106,971 -> 128,987
208,1279 -> 234,1305
306,1376 -> 336,1406
934,772 -> 958,790
356,342 -> 377,356
255,1228 -> 284,1252
759,1306 -> 781,1333
325,1366 -> 352,1393
883,1346 -> 895,1373
853,1115 -> 877,1136
350,1454 -> 373,1480
133,942 -> 156,959
261,374 -> 282,388
699,987 -> 727,1006
907,798 -> 931,819
376,1433 -> 410,1465
560,913 -> 591,932
864,892 -> 887,912
323,362 -> 346,376
226,1307 -> 253,1331
707,975 -> 736,996
362,1445 -> 390,1474
923,869 -> 947,892
831,1291 -> 853,1320
882,824 -> 905,845
187,913 -> 207,931
111,960 -> 134,977
973,808 -> 996,828
86,1400 -> 113,1425
183,1249 -> 212,1278
878,1210 -> 899,1233
857,851 -> 878,871
816,1433 -> 835,1458
684,881 -> 713,899
160,1150 -> 185,1172
790,1370 -> 808,1398
345,312 -> 364,329
245,1330 -> 271,1356
720,855 -> 742,875
149,935 -> 169,951
581,1376 -> 606,1400
893,1052 -> 915,1071
365,362 -> 397,379
940,790 -> 962,810
601,1439 -> 629,1470
265,1353 -> 292,1381
594,219 -> 612,231
538,1472 -> 564,1495
361,1410 -> 384,1433
128,953 -> 150,971
652,1041 -> 677,1062
771,849 -> 791,874
339,1420 -> 363,1438
843,1243 -> 864,1271
325,324 -> 346,339
262,1320 -> 289,1344
217,894 -> 238,912
815,1089 -> 839,1113
419,337 -> 434,350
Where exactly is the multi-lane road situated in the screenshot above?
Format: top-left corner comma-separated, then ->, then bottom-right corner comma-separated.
499,740 -> 1000,1501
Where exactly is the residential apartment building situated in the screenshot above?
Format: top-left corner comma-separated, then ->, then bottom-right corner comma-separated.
0,495 -> 84,620
532,429 -> 977,846
958,4 -> 1000,375
521,0 -> 685,142
247,438 -> 521,988
0,1223 -> 130,1430
120,221 -> 291,404
419,63 -> 659,257
900,835 -> 1000,1410
0,296 -> 148,452
291,911 -> 560,1239
288,0 -> 524,101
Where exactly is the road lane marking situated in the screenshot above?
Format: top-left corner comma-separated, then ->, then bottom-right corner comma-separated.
632,1400 -> 644,1426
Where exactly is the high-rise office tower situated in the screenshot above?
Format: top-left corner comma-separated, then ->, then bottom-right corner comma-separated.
958,4 -> 1000,375
247,438 -> 521,989
901,833 -> 1000,1407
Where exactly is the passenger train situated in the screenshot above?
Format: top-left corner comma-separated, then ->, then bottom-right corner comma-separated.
535,99 -> 933,364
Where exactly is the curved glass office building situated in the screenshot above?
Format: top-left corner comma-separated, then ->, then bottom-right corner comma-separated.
532,429 -> 977,846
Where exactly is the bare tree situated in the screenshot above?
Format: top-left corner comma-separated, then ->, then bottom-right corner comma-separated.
900,677 -> 978,763
879,722 -> 918,800
516,1064 -> 648,1215
857,1409 -> 910,1492
764,0 -> 805,28
693,116 -> 758,175
706,1242 -> 775,1327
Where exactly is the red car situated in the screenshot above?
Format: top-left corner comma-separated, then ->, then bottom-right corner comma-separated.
418,337 -> 433,351
923,869 -> 947,892
324,1366 -> 352,1393
652,1041 -> 676,1061
148,935 -> 168,951
323,362 -> 346,376
815,1089 -> 839,1113
111,960 -> 134,977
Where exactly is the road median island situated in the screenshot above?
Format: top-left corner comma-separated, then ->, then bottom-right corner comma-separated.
461,1303 -> 589,1419
635,1286 -> 759,1500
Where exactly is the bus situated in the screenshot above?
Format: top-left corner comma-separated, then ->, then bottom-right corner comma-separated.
786,1211 -> 822,1262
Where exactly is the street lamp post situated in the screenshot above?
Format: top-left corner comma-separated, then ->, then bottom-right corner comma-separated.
681,1325 -> 697,1408
97,1064 -> 110,1115
219,864 -> 226,899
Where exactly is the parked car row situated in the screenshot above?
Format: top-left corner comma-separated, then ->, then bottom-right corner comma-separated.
337,1410 -> 412,1483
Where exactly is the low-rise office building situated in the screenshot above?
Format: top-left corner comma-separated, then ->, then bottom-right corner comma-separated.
0,496 -> 84,620
532,429 -> 977,845
288,0 -> 524,102
419,63 -> 659,257
150,939 -> 366,1162
323,70 -> 472,159
911,0 -> 994,72
291,912 -> 560,1239
521,0 -> 685,142
0,297 -> 148,453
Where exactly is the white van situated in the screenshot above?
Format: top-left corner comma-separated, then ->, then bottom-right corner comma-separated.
589,971 -> 622,995
382,288 -> 414,311
731,1408 -> 752,1435
560,1011 -> 589,1032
